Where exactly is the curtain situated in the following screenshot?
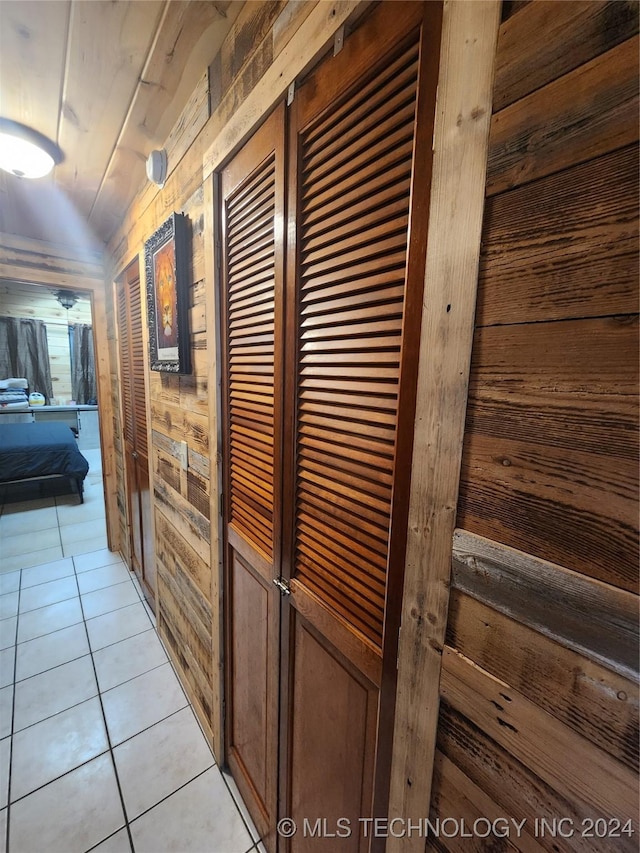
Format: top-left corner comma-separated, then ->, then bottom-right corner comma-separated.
71,324 -> 97,405
0,317 -> 54,402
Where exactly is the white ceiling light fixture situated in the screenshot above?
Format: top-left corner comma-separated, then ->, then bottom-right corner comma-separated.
0,118 -> 64,179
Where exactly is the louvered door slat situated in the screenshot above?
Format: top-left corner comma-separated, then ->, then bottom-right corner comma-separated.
225,154 -> 276,558
293,38 -> 419,646
129,312 -> 148,459
117,287 -> 134,447
302,42 -> 419,155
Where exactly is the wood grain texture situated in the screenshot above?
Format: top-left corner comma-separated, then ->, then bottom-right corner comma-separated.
459,317 -> 638,591
487,34 -> 639,195
431,751 -> 543,853
89,0 -> 235,241
287,614 -> 378,853
203,0 -> 366,179
441,647 -> 639,821
437,702 -> 638,853
450,525 -> 640,680
387,2 -> 501,843
477,144 -> 639,326
57,1 -> 165,217
494,1 -> 639,110
446,588 -> 639,770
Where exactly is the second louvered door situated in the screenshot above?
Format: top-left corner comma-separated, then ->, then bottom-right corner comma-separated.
280,4 -> 440,850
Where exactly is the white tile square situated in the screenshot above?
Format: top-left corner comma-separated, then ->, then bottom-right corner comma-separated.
0,684 -> 12,739
93,629 -> 167,692
0,646 -> 15,689
114,707 -> 215,819
1,526 -> 60,558
0,592 -> 18,621
63,534 -> 108,558
59,518 -> 107,547
86,602 -> 153,652
9,753 -> 125,853
81,581 -> 140,620
56,499 -> 105,526
15,623 -> 90,681
14,655 -> 98,732
0,617 -> 16,651
0,546 -> 64,573
0,571 -> 20,594
74,548 -> 123,574
21,557 -> 75,589
17,597 -> 84,643
77,562 -> 131,595
101,662 -> 187,746
0,806 -> 6,853
0,505 -> 59,536
90,828 -> 132,852
73,548 -> 122,573
19,576 -> 78,613
130,767 -> 253,853
11,696 -> 108,800
0,736 -> 9,809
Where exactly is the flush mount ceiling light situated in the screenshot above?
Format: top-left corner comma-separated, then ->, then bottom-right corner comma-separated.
54,289 -> 78,310
0,118 -> 64,179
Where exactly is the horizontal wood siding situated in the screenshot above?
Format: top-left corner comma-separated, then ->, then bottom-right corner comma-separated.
431,0 -> 639,846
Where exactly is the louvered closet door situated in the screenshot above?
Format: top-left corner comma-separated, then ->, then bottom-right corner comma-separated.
220,103 -> 285,847
280,4 -> 439,847
117,262 -> 155,607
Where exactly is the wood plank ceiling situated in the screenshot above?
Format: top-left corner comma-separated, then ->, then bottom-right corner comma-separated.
0,0 -> 240,247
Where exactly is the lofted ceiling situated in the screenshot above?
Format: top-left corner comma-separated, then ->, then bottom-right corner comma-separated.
0,0 -> 241,249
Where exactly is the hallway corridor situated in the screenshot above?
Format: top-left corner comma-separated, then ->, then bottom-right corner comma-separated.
0,461 -> 263,853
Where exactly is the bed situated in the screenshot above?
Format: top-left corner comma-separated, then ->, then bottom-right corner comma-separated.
0,422 -> 89,503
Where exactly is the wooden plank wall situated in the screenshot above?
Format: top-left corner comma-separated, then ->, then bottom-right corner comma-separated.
106,0 -> 359,758
0,279 -> 92,403
429,1 -> 639,846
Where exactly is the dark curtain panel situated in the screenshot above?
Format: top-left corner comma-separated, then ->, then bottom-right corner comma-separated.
71,324 -> 97,405
0,317 -> 54,402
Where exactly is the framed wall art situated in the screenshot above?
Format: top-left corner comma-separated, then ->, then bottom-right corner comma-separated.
144,212 -> 191,374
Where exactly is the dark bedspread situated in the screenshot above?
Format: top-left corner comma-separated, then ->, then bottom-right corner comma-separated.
0,422 -> 89,482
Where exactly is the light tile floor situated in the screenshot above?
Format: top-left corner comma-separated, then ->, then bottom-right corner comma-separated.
0,452 -> 263,853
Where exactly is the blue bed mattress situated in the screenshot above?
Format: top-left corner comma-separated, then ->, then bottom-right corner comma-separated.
0,422 -> 89,483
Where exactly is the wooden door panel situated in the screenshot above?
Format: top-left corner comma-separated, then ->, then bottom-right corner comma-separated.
228,549 -> 277,817
287,613 -> 378,853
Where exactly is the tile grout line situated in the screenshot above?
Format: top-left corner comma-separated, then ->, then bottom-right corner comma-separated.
71,560 -> 137,853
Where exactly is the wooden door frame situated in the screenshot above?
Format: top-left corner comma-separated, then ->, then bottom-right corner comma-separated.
0,231 -> 118,552
387,3 -> 501,848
